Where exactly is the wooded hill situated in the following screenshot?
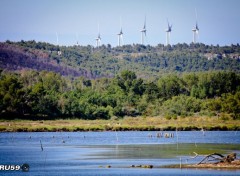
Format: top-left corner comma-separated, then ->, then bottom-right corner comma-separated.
0,40 -> 240,78
0,41 -> 239,120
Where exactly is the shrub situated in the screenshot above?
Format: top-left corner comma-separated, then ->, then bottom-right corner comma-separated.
161,95 -> 203,116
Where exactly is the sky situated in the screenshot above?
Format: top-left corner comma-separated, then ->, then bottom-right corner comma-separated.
0,0 -> 239,47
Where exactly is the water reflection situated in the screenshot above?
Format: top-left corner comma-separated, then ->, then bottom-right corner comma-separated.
0,131 -> 239,175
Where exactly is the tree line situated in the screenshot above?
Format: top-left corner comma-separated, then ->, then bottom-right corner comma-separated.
0,70 -> 239,120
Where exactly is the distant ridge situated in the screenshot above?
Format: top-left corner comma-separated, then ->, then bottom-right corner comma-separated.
0,42 -> 91,77
0,40 -> 239,78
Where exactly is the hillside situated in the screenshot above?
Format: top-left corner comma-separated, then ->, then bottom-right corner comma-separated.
0,40 -> 240,78
1,40 -> 240,120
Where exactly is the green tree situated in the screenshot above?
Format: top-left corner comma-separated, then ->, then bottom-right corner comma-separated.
0,73 -> 26,115
221,92 -> 240,119
158,74 -> 188,99
161,95 -> 202,117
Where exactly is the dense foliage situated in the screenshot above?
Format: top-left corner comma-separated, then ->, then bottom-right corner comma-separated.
0,41 -> 240,78
0,70 -> 239,120
1,41 -> 239,120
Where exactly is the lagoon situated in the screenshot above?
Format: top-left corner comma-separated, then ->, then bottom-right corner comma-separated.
0,131 -> 240,175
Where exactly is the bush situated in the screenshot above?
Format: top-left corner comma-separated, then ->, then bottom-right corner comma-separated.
161,95 -> 202,116
219,113 -> 230,121
172,114 -> 177,120
93,106 -> 110,120
165,114 -> 172,120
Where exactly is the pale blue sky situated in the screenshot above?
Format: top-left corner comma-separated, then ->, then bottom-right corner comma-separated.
0,0 -> 239,46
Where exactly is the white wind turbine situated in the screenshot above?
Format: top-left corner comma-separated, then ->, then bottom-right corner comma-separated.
76,33 -> 79,46
55,32 -> 61,55
165,19 -> 172,46
95,23 -> 101,48
140,16 -> 147,45
192,9 -> 199,44
117,18 -> 124,46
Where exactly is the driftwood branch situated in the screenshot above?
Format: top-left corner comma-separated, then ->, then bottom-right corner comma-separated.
185,152 -> 199,163
198,153 -> 236,165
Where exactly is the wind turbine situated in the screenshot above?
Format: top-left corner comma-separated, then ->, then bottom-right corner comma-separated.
76,33 -> 79,46
192,9 -> 199,44
140,16 -> 147,45
55,32 -> 61,55
95,23 -> 101,48
56,32 -> 59,45
165,19 -> 172,46
117,18 -> 124,46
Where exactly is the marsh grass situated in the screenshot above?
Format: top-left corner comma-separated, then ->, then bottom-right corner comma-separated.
0,116 -> 239,132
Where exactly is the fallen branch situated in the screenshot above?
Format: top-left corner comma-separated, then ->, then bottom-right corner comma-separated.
198,153 -> 236,165
186,152 -> 199,162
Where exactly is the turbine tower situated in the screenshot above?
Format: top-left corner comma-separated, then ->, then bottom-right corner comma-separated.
192,9 -> 199,44
165,19 -> 172,46
192,22 -> 199,44
76,33 -> 79,46
140,16 -> 147,45
55,32 -> 61,55
95,24 -> 101,48
56,32 -> 59,45
117,18 -> 124,46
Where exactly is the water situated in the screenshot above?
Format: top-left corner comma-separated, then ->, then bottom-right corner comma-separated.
0,131 -> 239,175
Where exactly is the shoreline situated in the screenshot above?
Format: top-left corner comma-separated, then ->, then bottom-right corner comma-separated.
160,162 -> 240,169
0,117 -> 239,132
0,125 -> 239,132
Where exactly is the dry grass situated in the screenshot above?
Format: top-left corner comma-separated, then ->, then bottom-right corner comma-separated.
0,116 -> 239,132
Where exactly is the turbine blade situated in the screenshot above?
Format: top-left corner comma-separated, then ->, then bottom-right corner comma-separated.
145,15 -> 146,27
195,8 -> 198,21
194,8 -> 199,31
167,18 -> 169,28
144,15 -> 146,29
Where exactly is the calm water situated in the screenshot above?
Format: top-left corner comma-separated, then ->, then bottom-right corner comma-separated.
0,131 -> 240,175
